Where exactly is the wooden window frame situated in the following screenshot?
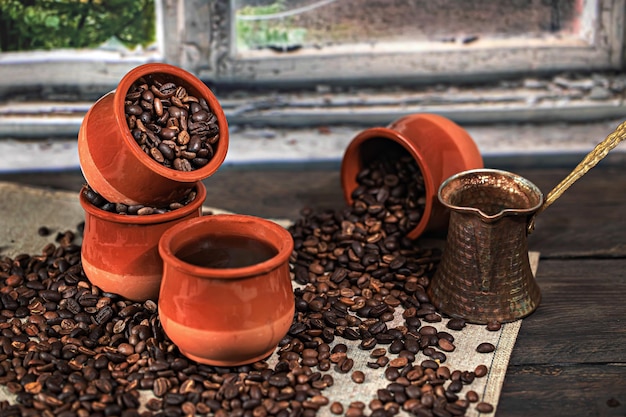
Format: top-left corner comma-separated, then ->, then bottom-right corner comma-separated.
175,0 -> 626,86
0,0 -> 624,129
0,1 -> 623,91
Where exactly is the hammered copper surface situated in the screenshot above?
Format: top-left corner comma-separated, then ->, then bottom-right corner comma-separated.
428,169 -> 543,324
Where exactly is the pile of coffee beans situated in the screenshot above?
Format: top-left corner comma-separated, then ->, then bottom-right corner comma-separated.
124,75 -> 220,171
348,143 -> 426,236
285,143 -> 497,415
0,143 -> 497,416
0,227 -> 495,417
0,229 -> 336,417
81,185 -> 198,215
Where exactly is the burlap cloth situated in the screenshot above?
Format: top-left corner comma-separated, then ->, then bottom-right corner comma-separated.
0,182 -> 538,416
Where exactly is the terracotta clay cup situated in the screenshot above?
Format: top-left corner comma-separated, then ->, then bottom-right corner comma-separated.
340,113 -> 484,239
157,214 -> 295,367
78,62 -> 229,206
79,182 -> 206,302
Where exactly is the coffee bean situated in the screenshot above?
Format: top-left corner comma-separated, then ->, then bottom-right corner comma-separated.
437,338 -> 456,352
476,402 -> 494,413
82,185 -> 197,215
331,343 -> 348,354
370,348 -> 387,358
351,371 -> 365,384
336,357 -> 354,373
389,339 -> 404,354
388,357 -> 408,368
421,359 -> 439,370
466,390 -> 479,402
125,74 -> 220,171
359,337 -> 377,350
607,397 -> 621,407
376,356 -> 389,367
476,342 -> 496,353
431,350 -> 447,363
475,364 -> 489,377
419,325 -> 438,336
446,318 -> 466,331
37,226 -> 51,236
486,320 -> 502,331
384,366 -> 400,381
448,379 -> 463,394
330,401 -> 344,414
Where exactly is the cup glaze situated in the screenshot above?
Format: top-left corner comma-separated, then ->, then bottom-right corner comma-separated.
79,182 -> 206,302
157,214 -> 295,366
78,62 -> 229,206
340,113 -> 484,239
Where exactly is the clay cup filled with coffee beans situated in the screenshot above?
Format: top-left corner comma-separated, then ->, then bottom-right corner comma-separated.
78,62 -> 229,206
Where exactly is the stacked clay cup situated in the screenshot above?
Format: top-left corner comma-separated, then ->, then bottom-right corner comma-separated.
78,63 -> 229,301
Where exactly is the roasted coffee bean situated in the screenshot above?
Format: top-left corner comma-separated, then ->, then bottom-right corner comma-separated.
370,348 -> 387,358
461,370 -> 476,384
476,402 -> 494,413
437,338 -> 456,352
486,320 -> 502,331
336,357 -> 355,373
330,401 -> 344,414
421,359 -> 439,370
466,390 -> 479,403
475,364 -> 489,377
446,318 -> 466,331
430,350 -> 447,363
476,342 -> 496,353
82,185 -> 197,215
388,357 -> 408,368
384,367 -> 400,381
359,337 -> 377,350
376,356 -> 389,367
125,75 -> 221,171
37,226 -> 51,236
448,379 -> 463,394
389,339 -> 404,354
351,370 -> 365,384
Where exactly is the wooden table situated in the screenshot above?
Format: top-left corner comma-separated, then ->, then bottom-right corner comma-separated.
1,156 -> 625,417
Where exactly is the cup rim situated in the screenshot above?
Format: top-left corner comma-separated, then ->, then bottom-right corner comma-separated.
158,213 -> 294,279
79,182 -> 207,225
114,62 -> 229,182
438,168 -> 544,220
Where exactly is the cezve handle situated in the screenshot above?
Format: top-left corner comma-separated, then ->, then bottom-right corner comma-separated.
528,120 -> 626,234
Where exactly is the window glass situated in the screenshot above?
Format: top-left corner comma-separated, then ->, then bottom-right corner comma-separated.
234,0 -> 578,54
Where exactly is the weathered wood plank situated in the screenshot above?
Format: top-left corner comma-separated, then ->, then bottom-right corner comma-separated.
508,165 -> 626,257
510,259 -> 626,365
498,364 -> 626,417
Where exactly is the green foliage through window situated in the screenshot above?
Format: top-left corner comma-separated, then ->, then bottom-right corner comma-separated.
236,0 -> 307,52
0,0 -> 155,52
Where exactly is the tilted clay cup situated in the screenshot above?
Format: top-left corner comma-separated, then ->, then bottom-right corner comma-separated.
341,113 -> 483,239
78,62 -> 229,206
79,182 -> 206,302
158,214 -> 295,366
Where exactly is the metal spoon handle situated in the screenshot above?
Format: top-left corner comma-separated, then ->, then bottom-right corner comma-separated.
528,120 -> 626,233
